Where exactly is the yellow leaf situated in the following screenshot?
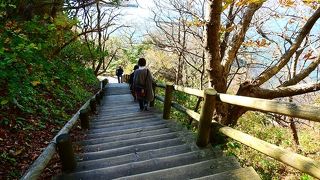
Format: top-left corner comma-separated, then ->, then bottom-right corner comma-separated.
31,81 -> 41,86
279,0 -> 295,6
13,148 -> 24,156
260,39 -> 266,46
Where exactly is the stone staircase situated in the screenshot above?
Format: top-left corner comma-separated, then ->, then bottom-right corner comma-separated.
58,83 -> 260,179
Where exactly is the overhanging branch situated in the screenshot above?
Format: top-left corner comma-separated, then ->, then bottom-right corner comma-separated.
254,83 -> 320,99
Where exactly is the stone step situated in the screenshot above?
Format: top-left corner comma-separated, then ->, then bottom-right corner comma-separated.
91,114 -> 156,124
96,107 -> 142,115
82,127 -> 172,145
87,120 -> 165,134
97,106 -> 138,113
85,123 -> 168,139
91,117 -> 161,129
75,144 -> 193,172
80,138 -> 184,161
63,150 -> 216,180
115,156 -> 241,180
191,166 -> 261,180
84,132 -> 178,152
92,111 -> 155,120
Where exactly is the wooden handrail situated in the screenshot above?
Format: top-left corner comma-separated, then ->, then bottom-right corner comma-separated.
155,95 -> 165,102
156,83 -> 166,88
174,85 -> 204,97
153,82 -> 320,178
157,83 -> 320,123
217,93 -> 320,122
213,123 -> 320,179
171,101 -> 200,121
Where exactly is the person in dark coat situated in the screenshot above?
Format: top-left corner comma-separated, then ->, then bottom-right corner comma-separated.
133,58 -> 154,111
129,65 -> 139,101
116,66 -> 124,83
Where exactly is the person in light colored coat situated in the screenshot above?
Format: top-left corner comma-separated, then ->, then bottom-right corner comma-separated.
133,58 -> 154,111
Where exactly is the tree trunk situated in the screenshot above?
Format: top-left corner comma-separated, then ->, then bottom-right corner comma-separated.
204,0 -> 230,125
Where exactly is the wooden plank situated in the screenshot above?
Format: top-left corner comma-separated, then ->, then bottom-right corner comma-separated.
217,93 -> 320,122
217,124 -> 320,179
21,90 -> 101,180
155,95 -> 164,102
174,85 -> 204,97
156,83 -> 166,89
171,102 -> 200,121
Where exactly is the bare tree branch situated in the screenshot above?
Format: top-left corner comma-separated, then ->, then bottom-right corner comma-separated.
281,55 -> 320,87
222,2 -> 264,74
254,82 -> 320,99
254,7 -> 320,86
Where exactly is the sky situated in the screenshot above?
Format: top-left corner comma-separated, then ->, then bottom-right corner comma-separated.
121,0 -> 154,22
115,0 -> 155,40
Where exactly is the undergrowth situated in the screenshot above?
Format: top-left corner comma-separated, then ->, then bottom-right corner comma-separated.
224,112 -> 320,180
0,3 -> 99,179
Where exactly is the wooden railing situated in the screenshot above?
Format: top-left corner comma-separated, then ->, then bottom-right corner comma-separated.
154,83 -> 320,179
21,79 -> 109,180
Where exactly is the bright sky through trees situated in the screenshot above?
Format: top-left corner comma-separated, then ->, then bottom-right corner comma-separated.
114,0 -> 155,39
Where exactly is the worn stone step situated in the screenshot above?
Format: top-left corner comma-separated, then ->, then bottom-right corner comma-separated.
98,106 -> 138,113
91,117 -> 161,129
87,120 -> 166,134
105,90 -> 131,95
80,138 -> 184,161
82,127 -> 172,145
101,108 -> 154,116
85,124 -> 168,139
91,114 -> 156,124
92,111 -> 154,120
75,144 -> 193,172
63,150 -> 215,180
84,132 -> 178,152
100,101 -> 134,107
96,108 -> 142,115
115,156 -> 241,180
191,166 -> 261,180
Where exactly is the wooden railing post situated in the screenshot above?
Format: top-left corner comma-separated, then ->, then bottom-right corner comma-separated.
102,79 -> 108,89
99,90 -> 104,100
80,108 -> 90,129
95,93 -> 101,105
89,98 -> 96,113
150,83 -> 156,107
56,133 -> 76,172
196,88 -> 217,147
163,83 -> 174,119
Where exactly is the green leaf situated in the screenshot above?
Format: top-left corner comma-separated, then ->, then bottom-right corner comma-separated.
1,99 -> 8,105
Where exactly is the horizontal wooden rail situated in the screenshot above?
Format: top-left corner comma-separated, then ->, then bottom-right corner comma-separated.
155,94 -> 200,121
21,86 -> 104,179
217,93 -> 320,123
171,101 -> 200,121
174,85 -> 204,97
156,83 -> 166,88
213,123 -> 320,179
155,95 -> 165,102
